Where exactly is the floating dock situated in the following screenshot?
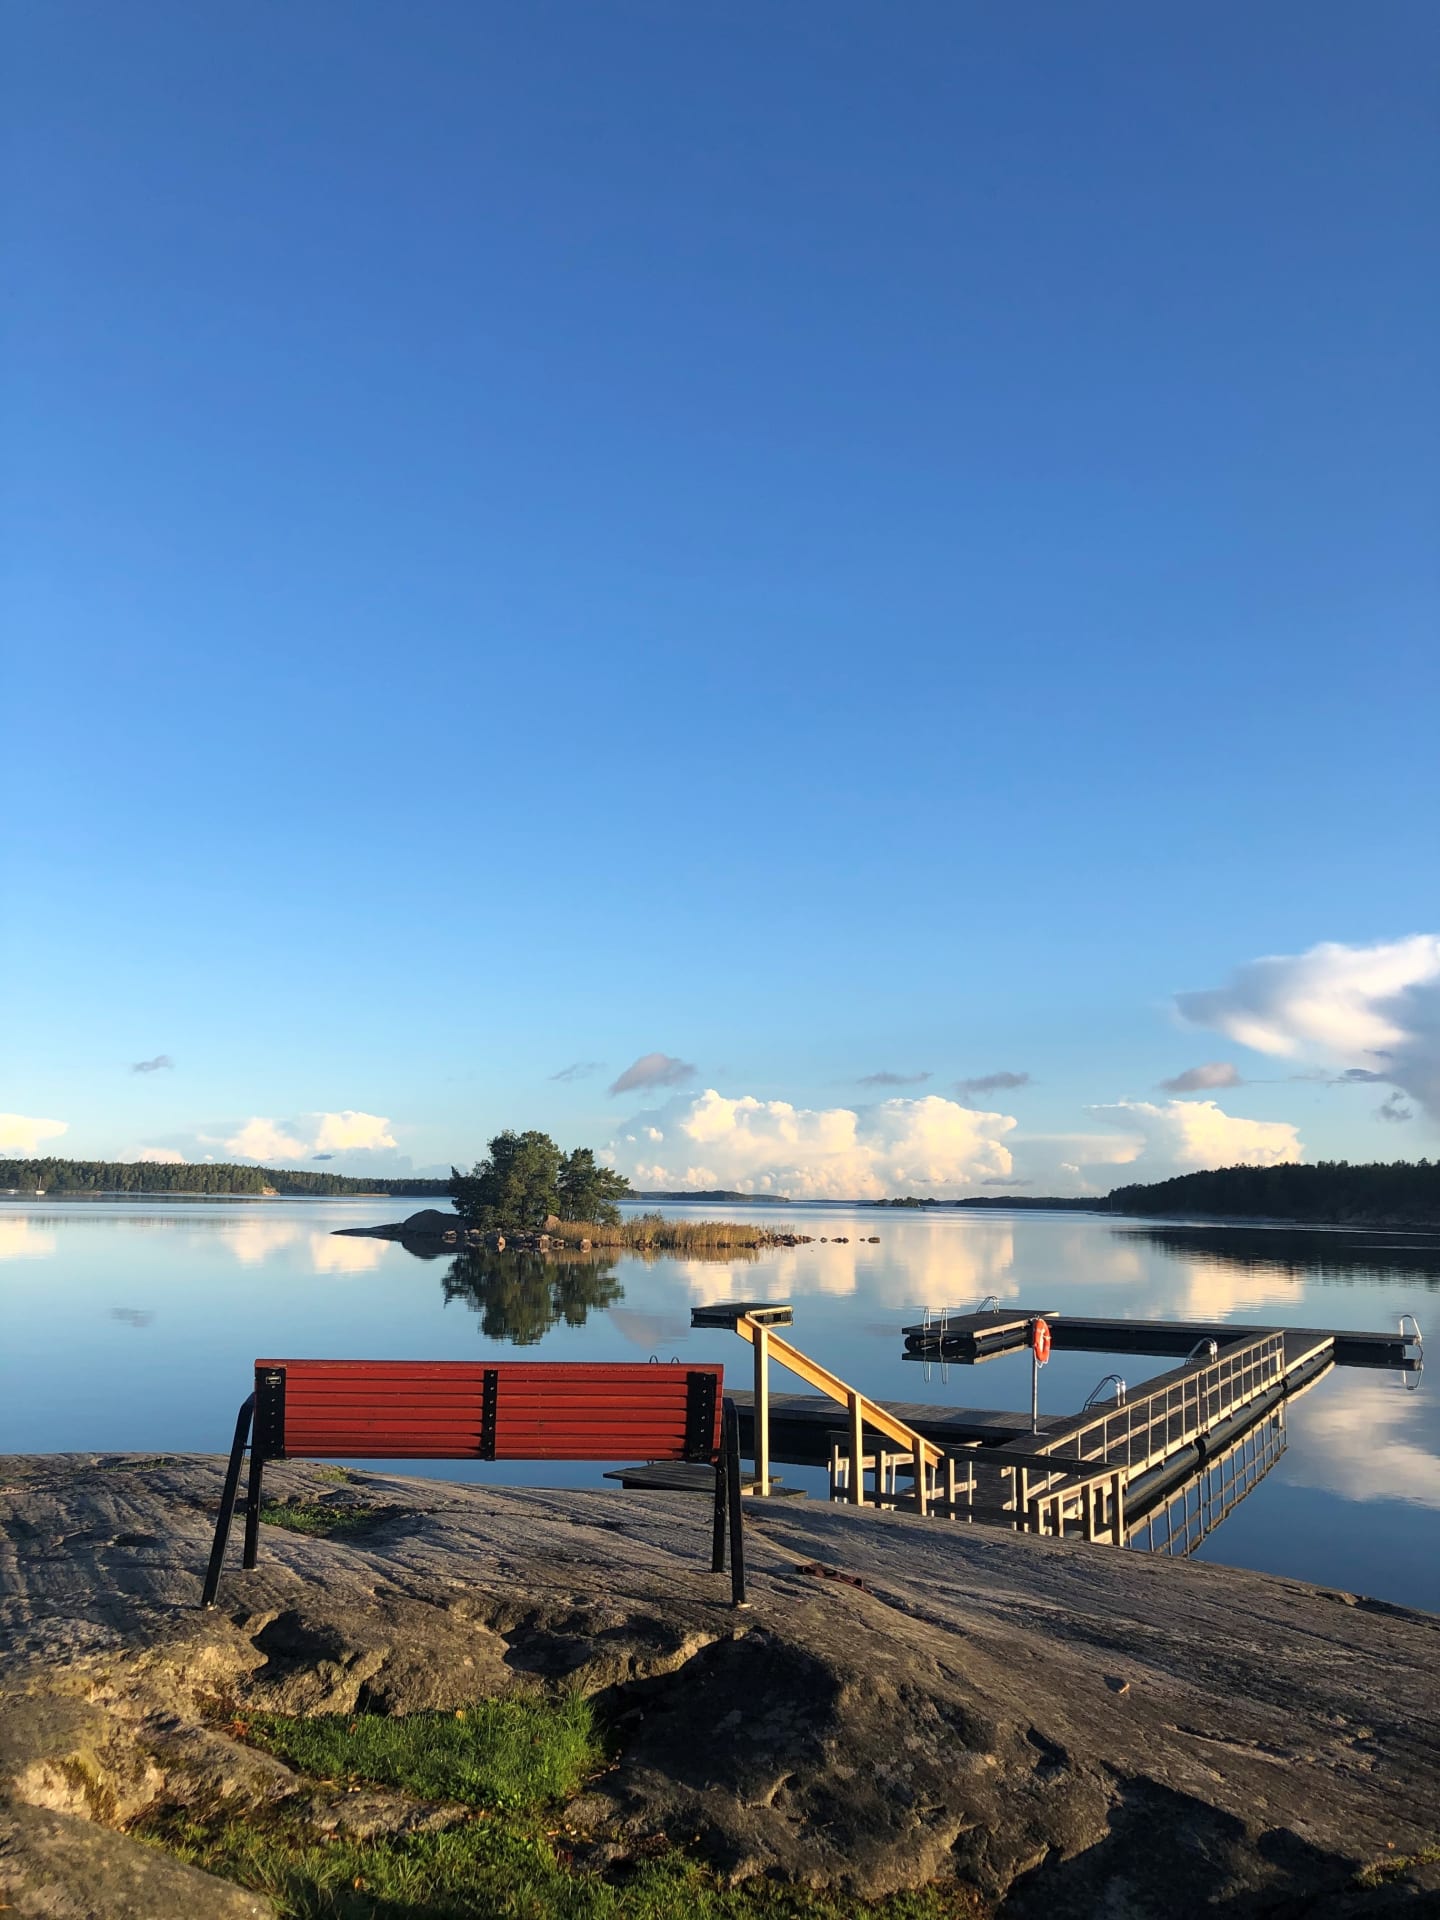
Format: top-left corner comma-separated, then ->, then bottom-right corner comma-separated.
901,1308 -> 1420,1370
699,1302 -> 1422,1552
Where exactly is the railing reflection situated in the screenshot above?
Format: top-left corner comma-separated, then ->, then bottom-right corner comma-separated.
1127,1405 -> 1288,1556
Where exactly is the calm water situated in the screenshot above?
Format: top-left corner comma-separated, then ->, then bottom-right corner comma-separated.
2,1198 -> 1435,1609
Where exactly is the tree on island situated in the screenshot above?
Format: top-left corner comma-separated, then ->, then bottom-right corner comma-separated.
557,1146 -> 632,1223
448,1131 -> 633,1230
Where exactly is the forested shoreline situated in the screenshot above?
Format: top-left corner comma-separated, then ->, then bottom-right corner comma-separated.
0,1159 -> 448,1197
6,1154 -> 1439,1224
1106,1159 -> 1440,1227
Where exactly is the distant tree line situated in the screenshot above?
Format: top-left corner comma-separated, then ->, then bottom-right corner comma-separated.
0,1158 -> 449,1197
1106,1160 -> 1440,1227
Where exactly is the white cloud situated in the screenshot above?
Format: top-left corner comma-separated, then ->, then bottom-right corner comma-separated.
608,1089 -> 1016,1199
0,1114 -> 68,1154
225,1118 -> 310,1161
222,1110 -> 397,1162
1177,935 -> 1440,1121
311,1110 -> 397,1153
1088,1098 -> 1302,1173
135,1147 -> 185,1165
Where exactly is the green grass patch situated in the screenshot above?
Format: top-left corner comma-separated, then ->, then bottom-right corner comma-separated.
96,1455 -> 174,1472
243,1698 -> 599,1814
133,1699 -> 981,1920
137,1798 -> 979,1920
257,1498 -> 403,1540
310,1465 -> 357,1483
1355,1844 -> 1440,1889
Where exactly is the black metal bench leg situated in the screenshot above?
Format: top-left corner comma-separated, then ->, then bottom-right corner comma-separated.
712,1452 -> 728,1573
723,1399 -> 747,1608
201,1394 -> 255,1608
242,1444 -> 266,1570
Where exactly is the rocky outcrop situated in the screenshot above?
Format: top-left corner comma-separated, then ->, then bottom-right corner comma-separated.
1,1454 -> 1437,1917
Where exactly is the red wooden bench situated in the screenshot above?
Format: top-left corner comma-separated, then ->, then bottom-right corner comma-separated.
201,1359 -> 745,1608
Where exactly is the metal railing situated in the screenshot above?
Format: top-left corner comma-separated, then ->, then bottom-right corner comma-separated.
1032,1330 -> 1286,1474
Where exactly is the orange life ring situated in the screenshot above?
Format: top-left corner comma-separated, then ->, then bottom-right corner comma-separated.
1030,1316 -> 1052,1365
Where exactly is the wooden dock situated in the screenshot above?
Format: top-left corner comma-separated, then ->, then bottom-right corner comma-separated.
696,1301 -> 1421,1553
727,1389 -> 1069,1464
900,1308 -> 1420,1369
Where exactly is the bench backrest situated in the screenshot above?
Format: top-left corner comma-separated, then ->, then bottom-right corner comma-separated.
252,1359 -> 723,1463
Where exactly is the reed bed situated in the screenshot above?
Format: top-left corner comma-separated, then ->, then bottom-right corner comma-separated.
550,1212 -> 793,1251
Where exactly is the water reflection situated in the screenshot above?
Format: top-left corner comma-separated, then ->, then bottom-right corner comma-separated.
1116,1224 -> 1440,1288
0,1218 -> 56,1261
1128,1405 -> 1289,1555
2,1197 -> 1434,1608
1286,1372 -> 1440,1510
441,1250 -> 624,1345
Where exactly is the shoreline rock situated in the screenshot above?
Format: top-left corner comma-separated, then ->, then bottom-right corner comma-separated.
1,1453 -> 1437,1916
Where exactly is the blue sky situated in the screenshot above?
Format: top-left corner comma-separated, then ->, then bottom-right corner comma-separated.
3,2 -> 1437,1194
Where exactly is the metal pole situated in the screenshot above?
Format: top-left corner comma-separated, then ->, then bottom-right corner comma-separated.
753,1322 -> 770,1496
1031,1346 -> 1039,1434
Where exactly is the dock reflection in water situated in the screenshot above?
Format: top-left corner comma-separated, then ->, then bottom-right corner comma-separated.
1127,1402 -> 1289,1557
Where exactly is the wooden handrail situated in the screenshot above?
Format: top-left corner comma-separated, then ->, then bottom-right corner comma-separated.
734,1314 -> 943,1469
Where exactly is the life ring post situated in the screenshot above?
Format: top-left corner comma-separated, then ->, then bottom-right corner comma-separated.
1028,1316 -> 1052,1434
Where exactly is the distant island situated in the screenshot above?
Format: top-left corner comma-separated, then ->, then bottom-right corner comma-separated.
0,1158 -> 450,1198
1107,1159 -> 1440,1228
869,1194 -> 1101,1210
628,1188 -> 792,1204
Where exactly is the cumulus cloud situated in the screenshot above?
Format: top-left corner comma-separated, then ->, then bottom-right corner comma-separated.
858,1070 -> 931,1087
0,1113 -> 68,1154
1177,935 -> 1440,1122
1088,1099 -> 1302,1173
551,1061 -> 603,1082
608,1089 -> 1017,1199
312,1110 -> 396,1152
609,1053 -> 696,1096
135,1147 -> 184,1165
131,1055 -> 174,1073
1158,1062 -> 1242,1093
222,1111 -> 397,1162
955,1071 -> 1030,1098
225,1118 -> 310,1161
